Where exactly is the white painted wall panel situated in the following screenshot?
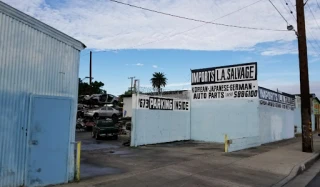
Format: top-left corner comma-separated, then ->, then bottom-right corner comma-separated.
191,99 -> 260,143
259,105 -> 294,144
131,95 -> 190,146
131,109 -> 190,146
294,108 -> 302,133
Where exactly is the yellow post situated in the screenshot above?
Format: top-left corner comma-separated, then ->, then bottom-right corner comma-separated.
224,134 -> 228,153
75,141 -> 81,182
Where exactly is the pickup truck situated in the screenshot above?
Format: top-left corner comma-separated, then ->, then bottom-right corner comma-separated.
91,120 -> 119,140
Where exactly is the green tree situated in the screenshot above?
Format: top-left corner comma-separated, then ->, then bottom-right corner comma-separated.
78,78 -> 105,96
150,72 -> 167,93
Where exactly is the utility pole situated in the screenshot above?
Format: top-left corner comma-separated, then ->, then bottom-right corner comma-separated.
296,0 -> 313,152
89,51 -> 93,109
128,76 -> 135,94
89,51 -> 92,86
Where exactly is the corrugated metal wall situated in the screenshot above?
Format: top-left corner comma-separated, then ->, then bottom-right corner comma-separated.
0,11 -> 80,187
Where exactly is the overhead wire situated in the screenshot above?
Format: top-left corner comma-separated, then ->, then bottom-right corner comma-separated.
305,0 -> 310,6
306,3 -> 320,30
283,0 -> 297,21
123,0 -> 266,49
108,0 -> 289,32
93,0 -> 269,53
285,0 -> 320,55
268,0 -> 290,25
280,0 -> 296,22
316,0 -> 320,10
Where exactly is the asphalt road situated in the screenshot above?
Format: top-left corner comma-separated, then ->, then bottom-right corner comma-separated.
71,132 -> 301,187
285,159 -> 320,187
307,170 -> 320,187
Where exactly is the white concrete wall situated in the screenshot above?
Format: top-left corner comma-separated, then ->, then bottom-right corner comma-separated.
191,99 -> 260,144
131,94 -> 190,146
123,97 -> 132,117
294,96 -> 316,133
259,105 -> 294,144
294,108 -> 302,133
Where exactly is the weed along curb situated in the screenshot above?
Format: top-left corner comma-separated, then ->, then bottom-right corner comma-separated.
273,153 -> 320,187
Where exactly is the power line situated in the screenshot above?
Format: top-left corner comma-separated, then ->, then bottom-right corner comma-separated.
306,3 -> 320,30
281,0 -> 296,22
304,0 -> 310,6
285,0 -> 320,55
269,1 -> 319,56
316,0 -> 320,10
283,0 -> 297,20
93,0 -> 275,53
108,0 -> 289,32
268,0 -> 290,25
124,0 -> 266,49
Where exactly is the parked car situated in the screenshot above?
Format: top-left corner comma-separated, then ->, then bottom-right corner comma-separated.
106,94 -> 119,105
84,106 -> 120,122
92,120 -> 119,140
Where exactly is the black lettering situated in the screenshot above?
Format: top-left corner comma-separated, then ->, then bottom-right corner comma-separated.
210,71 -> 215,82
239,84 -> 244,90
245,66 -> 250,78
240,67 -> 245,79
231,68 -> 235,80
216,70 -> 219,81
250,66 -> 254,78
227,69 -> 230,80
221,69 -> 225,80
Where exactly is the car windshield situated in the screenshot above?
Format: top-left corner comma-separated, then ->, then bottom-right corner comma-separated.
96,121 -> 114,127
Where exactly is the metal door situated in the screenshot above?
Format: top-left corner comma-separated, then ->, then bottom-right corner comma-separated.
27,96 -> 72,187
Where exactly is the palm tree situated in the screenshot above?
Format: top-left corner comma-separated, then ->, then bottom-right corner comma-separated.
150,72 -> 167,93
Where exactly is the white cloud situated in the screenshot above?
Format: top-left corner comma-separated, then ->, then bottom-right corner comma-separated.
3,0 -> 320,53
135,63 -> 144,66
260,42 -> 298,56
152,65 -> 158,68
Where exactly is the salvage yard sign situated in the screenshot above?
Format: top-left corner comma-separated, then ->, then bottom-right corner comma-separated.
191,62 -> 258,100
138,96 -> 189,111
259,87 -> 295,110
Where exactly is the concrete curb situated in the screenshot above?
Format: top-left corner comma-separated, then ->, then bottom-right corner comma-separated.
273,153 -> 320,187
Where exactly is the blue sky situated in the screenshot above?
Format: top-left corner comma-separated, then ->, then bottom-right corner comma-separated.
79,45 -> 320,96
3,0 -> 320,96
